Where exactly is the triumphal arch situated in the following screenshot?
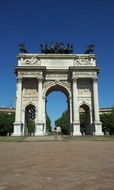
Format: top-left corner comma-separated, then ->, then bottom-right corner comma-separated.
13,43 -> 103,136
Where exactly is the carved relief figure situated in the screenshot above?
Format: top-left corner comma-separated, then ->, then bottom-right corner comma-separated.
22,79 -> 38,96
74,56 -> 91,65
78,88 -> 91,96
21,57 -> 40,65
78,80 -> 92,96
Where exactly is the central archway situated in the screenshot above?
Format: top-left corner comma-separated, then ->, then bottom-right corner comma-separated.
44,83 -> 72,135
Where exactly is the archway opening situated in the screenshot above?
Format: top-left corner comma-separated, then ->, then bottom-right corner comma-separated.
46,85 -> 70,135
79,104 -> 92,135
25,104 -> 36,136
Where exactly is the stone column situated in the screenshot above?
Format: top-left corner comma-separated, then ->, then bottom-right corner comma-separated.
90,109 -> 93,135
35,78 -> 44,136
93,78 -> 103,135
69,96 -> 73,135
21,109 -> 25,136
43,96 -> 47,134
13,77 -> 22,136
72,77 -> 81,136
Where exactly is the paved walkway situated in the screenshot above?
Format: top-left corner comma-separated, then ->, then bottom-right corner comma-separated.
0,141 -> 114,190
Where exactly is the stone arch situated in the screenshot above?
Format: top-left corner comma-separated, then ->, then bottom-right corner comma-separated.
23,102 -> 37,110
13,53 -> 103,136
78,101 -> 91,111
43,81 -> 71,98
79,103 -> 92,135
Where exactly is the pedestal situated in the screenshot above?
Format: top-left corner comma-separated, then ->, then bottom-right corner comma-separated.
73,122 -> 82,136
94,122 -> 104,136
35,123 -> 44,136
13,122 -> 22,136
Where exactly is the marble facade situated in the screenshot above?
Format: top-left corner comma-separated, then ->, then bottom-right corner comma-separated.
13,53 -> 103,136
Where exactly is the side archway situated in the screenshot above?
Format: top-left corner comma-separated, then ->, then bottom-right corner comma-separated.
79,104 -> 92,135
25,104 -> 36,136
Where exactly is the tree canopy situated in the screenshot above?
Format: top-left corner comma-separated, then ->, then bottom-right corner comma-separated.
55,110 -> 70,135
27,119 -> 35,136
55,106 -> 114,136
110,106 -> 114,134
46,113 -> 51,133
99,106 -> 114,135
0,112 -> 15,136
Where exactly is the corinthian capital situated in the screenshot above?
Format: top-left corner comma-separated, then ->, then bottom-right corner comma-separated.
17,77 -> 22,83
72,76 -> 78,82
38,77 -> 43,82
93,76 -> 98,82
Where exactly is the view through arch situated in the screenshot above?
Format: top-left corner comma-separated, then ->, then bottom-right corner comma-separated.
46,91 -> 70,135
25,104 -> 36,136
79,104 -> 92,135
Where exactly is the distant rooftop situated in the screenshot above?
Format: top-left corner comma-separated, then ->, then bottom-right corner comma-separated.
0,107 -> 15,113
0,107 -> 112,114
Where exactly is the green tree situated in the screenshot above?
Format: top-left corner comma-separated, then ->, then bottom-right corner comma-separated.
100,106 -> 114,135
55,110 -> 70,135
80,112 -> 86,134
100,113 -> 111,135
46,113 -> 51,133
0,112 -> 15,136
110,106 -> 114,135
55,117 -> 62,128
27,119 -> 35,136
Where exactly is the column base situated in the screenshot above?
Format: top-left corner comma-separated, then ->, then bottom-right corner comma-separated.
35,123 -> 44,136
73,122 -> 82,136
94,122 -> 104,136
13,122 -> 22,136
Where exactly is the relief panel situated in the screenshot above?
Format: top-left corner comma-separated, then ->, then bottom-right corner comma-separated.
73,71 -> 97,78
20,57 -> 41,65
18,71 -> 42,78
77,79 -> 92,97
22,78 -> 38,97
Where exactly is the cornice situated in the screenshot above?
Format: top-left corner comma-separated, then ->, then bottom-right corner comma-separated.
14,66 -> 46,75
17,53 -> 96,60
69,66 -> 100,72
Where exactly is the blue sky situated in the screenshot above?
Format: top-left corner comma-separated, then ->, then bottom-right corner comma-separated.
0,0 -> 114,126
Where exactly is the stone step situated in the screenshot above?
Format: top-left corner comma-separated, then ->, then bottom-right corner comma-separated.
24,135 -> 64,141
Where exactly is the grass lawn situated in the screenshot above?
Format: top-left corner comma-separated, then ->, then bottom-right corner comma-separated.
0,136 -> 25,142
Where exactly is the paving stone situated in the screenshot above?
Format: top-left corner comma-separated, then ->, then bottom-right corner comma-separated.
0,141 -> 114,190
